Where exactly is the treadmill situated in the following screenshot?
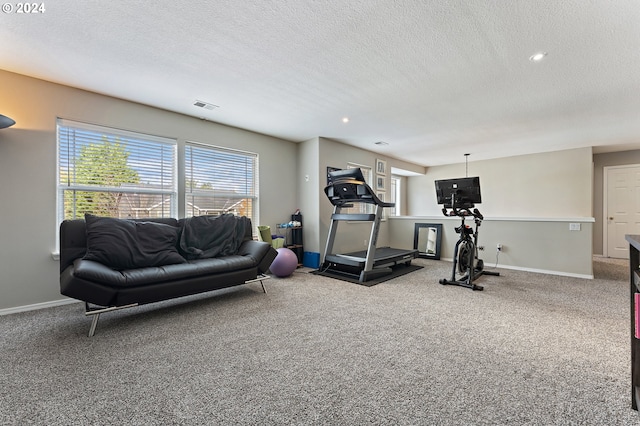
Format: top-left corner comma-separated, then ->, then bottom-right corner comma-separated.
321,168 -> 418,282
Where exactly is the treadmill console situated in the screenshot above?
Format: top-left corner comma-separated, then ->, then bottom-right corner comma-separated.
325,168 -> 393,208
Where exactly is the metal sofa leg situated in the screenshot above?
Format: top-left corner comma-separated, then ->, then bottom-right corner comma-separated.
88,313 -> 100,337
84,302 -> 138,337
246,274 -> 270,294
257,274 -> 269,293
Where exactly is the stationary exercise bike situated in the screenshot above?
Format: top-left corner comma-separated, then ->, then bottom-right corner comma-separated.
435,177 -> 499,291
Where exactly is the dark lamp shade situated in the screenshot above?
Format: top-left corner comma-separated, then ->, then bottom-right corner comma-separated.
0,114 -> 16,129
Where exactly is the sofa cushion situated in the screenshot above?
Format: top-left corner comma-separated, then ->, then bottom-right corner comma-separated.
83,214 -> 186,270
178,214 -> 250,260
73,255 -> 256,287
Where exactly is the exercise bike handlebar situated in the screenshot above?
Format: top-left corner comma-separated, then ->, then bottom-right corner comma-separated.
441,206 -> 484,220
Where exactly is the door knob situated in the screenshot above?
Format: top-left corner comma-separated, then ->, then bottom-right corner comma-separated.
609,217 -> 614,220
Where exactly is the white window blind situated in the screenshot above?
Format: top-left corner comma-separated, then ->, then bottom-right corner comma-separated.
57,119 -> 177,224
185,142 -> 258,222
390,175 -> 400,216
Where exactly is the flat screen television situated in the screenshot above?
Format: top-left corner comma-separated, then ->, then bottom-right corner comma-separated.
435,176 -> 481,208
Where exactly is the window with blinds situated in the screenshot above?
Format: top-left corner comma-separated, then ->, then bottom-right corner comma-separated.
390,175 -> 400,216
57,119 -> 177,223
185,142 -> 258,222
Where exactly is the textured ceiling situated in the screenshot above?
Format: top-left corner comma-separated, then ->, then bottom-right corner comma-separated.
1,0 -> 639,166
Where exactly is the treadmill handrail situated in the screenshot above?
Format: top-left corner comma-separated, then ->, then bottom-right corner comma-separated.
332,213 -> 376,221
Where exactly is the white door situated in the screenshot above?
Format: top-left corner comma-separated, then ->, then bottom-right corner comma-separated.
605,165 -> 640,259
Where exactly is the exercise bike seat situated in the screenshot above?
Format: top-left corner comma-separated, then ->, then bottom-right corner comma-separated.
455,224 -> 474,235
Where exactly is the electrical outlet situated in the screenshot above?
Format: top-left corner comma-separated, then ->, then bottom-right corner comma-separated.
497,243 -> 502,251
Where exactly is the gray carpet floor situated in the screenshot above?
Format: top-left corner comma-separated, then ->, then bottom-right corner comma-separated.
1,257 -> 637,425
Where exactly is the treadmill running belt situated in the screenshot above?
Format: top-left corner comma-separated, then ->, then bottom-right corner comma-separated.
326,247 -> 417,268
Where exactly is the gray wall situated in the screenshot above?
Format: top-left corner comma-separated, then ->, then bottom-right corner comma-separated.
1,66 -> 628,311
0,70 -> 298,311
407,148 -> 593,218
307,137 -> 424,258
389,217 -> 593,278
295,137 -> 321,251
593,150 -> 640,255
402,148 -> 595,276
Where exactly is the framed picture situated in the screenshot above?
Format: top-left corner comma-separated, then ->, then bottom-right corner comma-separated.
376,192 -> 385,202
376,175 -> 386,191
376,159 -> 387,176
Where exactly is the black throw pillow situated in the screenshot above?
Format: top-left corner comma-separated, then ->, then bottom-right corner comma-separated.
83,214 -> 186,270
179,214 -> 248,260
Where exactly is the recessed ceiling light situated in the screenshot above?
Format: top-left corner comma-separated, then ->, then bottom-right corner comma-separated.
342,117 -> 350,123
529,52 -> 547,62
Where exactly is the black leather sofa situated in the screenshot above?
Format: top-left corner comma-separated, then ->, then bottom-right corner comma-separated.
60,214 -> 278,336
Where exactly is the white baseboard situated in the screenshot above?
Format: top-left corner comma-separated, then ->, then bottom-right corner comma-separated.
492,263 -> 593,280
0,298 -> 78,316
437,257 -> 593,280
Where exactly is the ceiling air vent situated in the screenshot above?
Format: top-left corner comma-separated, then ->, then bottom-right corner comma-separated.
193,100 -> 219,110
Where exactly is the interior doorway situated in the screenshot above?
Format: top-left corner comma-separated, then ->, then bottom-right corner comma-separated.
604,164 -> 640,259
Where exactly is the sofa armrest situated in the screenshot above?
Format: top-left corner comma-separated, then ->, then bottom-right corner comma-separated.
238,240 -> 278,274
60,220 -> 88,273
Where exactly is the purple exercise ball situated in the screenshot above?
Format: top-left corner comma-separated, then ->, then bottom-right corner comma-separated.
270,248 -> 298,277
